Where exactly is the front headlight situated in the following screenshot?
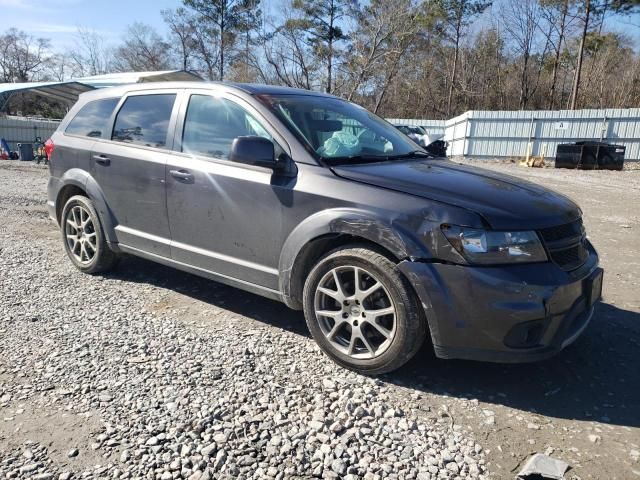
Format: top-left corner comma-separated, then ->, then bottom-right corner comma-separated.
441,225 -> 547,265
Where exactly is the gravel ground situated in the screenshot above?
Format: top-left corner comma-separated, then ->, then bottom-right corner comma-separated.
1,159 -> 639,480
0,161 -> 485,479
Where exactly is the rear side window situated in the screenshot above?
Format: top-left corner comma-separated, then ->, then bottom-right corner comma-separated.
65,98 -> 119,138
182,94 -> 271,159
112,94 -> 176,149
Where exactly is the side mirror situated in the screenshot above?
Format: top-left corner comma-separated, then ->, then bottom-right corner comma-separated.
230,136 -> 276,169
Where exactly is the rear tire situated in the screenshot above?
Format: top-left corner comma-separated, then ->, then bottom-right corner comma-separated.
61,195 -> 118,274
303,246 -> 427,375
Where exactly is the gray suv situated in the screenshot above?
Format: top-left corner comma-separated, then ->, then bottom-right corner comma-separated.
47,82 -> 603,374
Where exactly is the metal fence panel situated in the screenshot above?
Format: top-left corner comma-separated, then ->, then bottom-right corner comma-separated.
386,118 -> 446,136
0,116 -> 61,150
442,108 -> 640,161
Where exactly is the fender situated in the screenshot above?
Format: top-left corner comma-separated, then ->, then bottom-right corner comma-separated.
57,169 -> 119,244
278,208 -> 432,309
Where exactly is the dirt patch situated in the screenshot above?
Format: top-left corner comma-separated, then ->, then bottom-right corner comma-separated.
0,402 -> 105,472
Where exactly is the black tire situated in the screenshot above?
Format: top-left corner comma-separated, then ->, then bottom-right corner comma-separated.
303,246 -> 427,375
61,195 -> 118,274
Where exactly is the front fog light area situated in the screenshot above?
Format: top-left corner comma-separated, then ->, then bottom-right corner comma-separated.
442,225 -> 548,265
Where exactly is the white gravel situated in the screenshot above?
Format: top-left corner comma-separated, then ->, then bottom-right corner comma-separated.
0,161 -> 487,479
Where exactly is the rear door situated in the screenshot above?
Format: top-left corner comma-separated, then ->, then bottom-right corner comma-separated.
91,90 -> 180,257
55,96 -> 120,180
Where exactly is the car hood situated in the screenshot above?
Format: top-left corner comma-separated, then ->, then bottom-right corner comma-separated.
332,160 -> 581,230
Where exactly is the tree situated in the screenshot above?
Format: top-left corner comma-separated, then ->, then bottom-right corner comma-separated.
46,54 -> 71,81
345,0 -> 423,102
368,2 -> 429,114
459,27 -> 506,110
569,0 -> 639,109
610,0 -> 640,11
286,0 -> 351,93
5,0 -> 640,119
233,0 -> 263,81
569,0 -> 592,109
540,0 -> 577,108
434,0 -> 492,116
112,23 -> 173,72
68,27 -> 113,77
500,0 -> 547,108
162,8 -> 198,72
259,7 -> 316,89
0,28 -> 51,82
191,19 -> 221,80
183,0 -> 259,80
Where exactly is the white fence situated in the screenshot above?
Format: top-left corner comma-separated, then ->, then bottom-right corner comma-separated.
0,116 -> 61,149
386,118 -> 446,136
443,108 -> 640,161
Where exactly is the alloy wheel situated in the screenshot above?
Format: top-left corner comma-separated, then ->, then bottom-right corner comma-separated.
314,265 -> 397,359
65,205 -> 97,264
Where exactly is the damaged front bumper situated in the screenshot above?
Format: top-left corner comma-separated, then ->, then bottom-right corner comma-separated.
399,244 -> 602,363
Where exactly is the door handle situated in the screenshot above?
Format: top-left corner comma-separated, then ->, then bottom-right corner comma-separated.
169,169 -> 194,182
93,154 -> 110,166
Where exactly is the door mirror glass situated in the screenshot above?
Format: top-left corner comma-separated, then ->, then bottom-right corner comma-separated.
229,136 -> 276,169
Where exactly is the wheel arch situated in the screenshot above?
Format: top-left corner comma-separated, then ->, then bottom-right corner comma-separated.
56,183 -> 87,224
279,208 -> 430,309
56,169 -> 118,243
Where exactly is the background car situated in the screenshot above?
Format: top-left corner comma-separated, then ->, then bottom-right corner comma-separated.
394,124 -> 448,157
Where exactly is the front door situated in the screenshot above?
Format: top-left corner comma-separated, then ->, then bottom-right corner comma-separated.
165,91 -> 294,290
92,92 -> 178,257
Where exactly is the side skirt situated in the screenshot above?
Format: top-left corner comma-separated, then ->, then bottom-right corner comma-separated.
117,243 -> 285,304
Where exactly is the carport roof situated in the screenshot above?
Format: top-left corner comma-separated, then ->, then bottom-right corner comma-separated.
0,70 -> 203,109
74,70 -> 202,88
0,81 -> 94,107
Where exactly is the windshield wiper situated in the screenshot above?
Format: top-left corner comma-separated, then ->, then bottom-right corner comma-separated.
385,150 -> 434,160
323,150 -> 434,166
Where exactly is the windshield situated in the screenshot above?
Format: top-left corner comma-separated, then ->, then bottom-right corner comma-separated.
257,94 -> 423,164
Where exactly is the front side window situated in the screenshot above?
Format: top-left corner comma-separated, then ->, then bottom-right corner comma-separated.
65,98 -> 119,138
258,95 -> 422,164
112,94 -> 176,149
181,94 -> 271,160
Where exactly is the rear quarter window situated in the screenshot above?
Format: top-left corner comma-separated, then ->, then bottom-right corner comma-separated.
112,94 -> 176,149
65,98 -> 119,138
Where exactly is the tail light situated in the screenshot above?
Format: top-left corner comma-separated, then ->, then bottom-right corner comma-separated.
44,138 -> 55,162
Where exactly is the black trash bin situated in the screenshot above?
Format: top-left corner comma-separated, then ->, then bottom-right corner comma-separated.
18,143 -> 34,161
556,141 -> 625,170
594,142 -> 626,170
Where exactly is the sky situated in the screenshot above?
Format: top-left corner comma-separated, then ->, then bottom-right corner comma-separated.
0,0 -> 180,49
1,0 -> 638,54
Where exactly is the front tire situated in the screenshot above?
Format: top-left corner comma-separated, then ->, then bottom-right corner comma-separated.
61,195 -> 118,274
303,246 -> 427,375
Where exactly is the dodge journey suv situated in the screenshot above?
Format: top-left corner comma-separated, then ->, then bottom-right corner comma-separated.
47,82 -> 603,374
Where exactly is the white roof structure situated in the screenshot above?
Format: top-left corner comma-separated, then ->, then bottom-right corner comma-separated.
73,70 -> 202,89
0,81 -> 94,108
0,70 -> 202,109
